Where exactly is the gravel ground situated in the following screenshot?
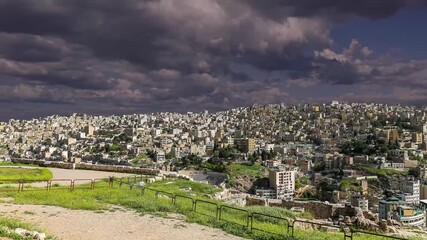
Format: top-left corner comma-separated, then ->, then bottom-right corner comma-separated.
0,204 -> 244,240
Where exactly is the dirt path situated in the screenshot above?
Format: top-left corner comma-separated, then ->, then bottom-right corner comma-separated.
0,204 -> 244,240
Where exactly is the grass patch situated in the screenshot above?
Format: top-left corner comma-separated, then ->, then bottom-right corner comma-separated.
0,179 -> 419,240
225,163 -> 267,187
148,179 -> 220,196
362,167 -> 408,176
226,163 -> 267,179
0,216 -> 52,240
339,179 -> 362,192
0,167 -> 52,182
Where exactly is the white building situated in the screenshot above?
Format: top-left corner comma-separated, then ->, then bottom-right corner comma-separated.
401,179 -> 420,205
351,195 -> 369,211
268,168 -> 295,200
155,150 -> 165,163
254,188 -> 277,199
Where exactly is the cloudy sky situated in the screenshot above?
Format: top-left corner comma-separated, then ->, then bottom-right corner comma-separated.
1,0 -> 427,120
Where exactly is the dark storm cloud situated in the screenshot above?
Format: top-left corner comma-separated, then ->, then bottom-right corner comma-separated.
0,0 -> 426,119
245,0 -> 427,20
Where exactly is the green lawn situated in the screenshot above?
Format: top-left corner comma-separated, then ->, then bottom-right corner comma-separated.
226,163 -> 267,178
0,167 -> 53,182
0,179 -> 418,240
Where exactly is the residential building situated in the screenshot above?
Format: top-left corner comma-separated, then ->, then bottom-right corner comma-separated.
234,138 -> 255,153
351,194 -> 369,211
379,197 -> 425,227
401,178 -> 420,205
268,168 -> 295,200
412,132 -> 423,144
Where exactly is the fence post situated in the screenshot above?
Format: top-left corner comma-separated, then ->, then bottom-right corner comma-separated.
216,205 -> 220,221
246,213 -> 251,229
291,220 -> 295,238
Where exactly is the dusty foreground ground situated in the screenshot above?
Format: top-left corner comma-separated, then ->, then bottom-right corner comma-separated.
0,204 -> 244,240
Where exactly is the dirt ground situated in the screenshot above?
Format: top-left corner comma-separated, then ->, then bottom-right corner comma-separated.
0,203 -> 244,240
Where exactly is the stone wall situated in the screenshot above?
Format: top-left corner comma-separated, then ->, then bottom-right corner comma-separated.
246,197 -> 355,219
246,197 -> 267,206
269,200 -> 336,219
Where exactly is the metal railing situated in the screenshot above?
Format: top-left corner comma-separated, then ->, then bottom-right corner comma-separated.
2,177 -> 410,240
0,176 -> 117,192
119,179 -> 409,240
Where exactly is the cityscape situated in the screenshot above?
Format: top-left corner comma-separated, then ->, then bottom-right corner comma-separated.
1,0 -> 427,240
2,102 -> 427,239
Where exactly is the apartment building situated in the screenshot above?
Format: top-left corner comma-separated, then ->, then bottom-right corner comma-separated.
269,168 -> 295,200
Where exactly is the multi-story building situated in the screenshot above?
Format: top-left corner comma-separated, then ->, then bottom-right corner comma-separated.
387,128 -> 399,142
268,168 -> 295,200
389,149 -> 409,161
391,206 -> 425,227
351,194 -> 369,211
401,178 -> 420,205
254,188 -> 277,199
412,132 -> 423,144
155,150 -> 165,163
379,197 -> 426,227
234,138 -> 255,153
85,125 -> 94,136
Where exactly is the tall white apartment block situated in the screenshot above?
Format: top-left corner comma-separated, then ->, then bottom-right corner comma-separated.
268,168 -> 295,200
401,179 -> 420,205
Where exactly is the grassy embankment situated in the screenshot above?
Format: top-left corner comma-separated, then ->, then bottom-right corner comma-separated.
0,167 -> 53,182
225,163 -> 267,188
363,167 -> 408,176
0,179 -> 416,240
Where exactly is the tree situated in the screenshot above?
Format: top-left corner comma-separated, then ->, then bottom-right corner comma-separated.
166,151 -> 174,160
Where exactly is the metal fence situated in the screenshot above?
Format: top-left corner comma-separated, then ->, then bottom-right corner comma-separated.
123,181 -> 409,240
1,177 -> 409,240
0,176 -> 120,192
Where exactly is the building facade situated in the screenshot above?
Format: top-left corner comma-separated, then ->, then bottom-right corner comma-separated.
269,168 -> 295,200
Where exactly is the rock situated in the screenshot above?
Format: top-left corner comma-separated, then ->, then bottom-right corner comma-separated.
379,219 -> 388,232
14,228 -> 27,236
388,226 -> 398,233
338,215 -> 344,222
389,219 -> 401,226
354,207 -> 364,218
35,232 -> 46,240
363,211 -> 378,221
344,216 -> 352,224
31,231 -> 39,238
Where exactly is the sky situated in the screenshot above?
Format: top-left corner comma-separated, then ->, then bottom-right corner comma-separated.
1,0 -> 427,120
